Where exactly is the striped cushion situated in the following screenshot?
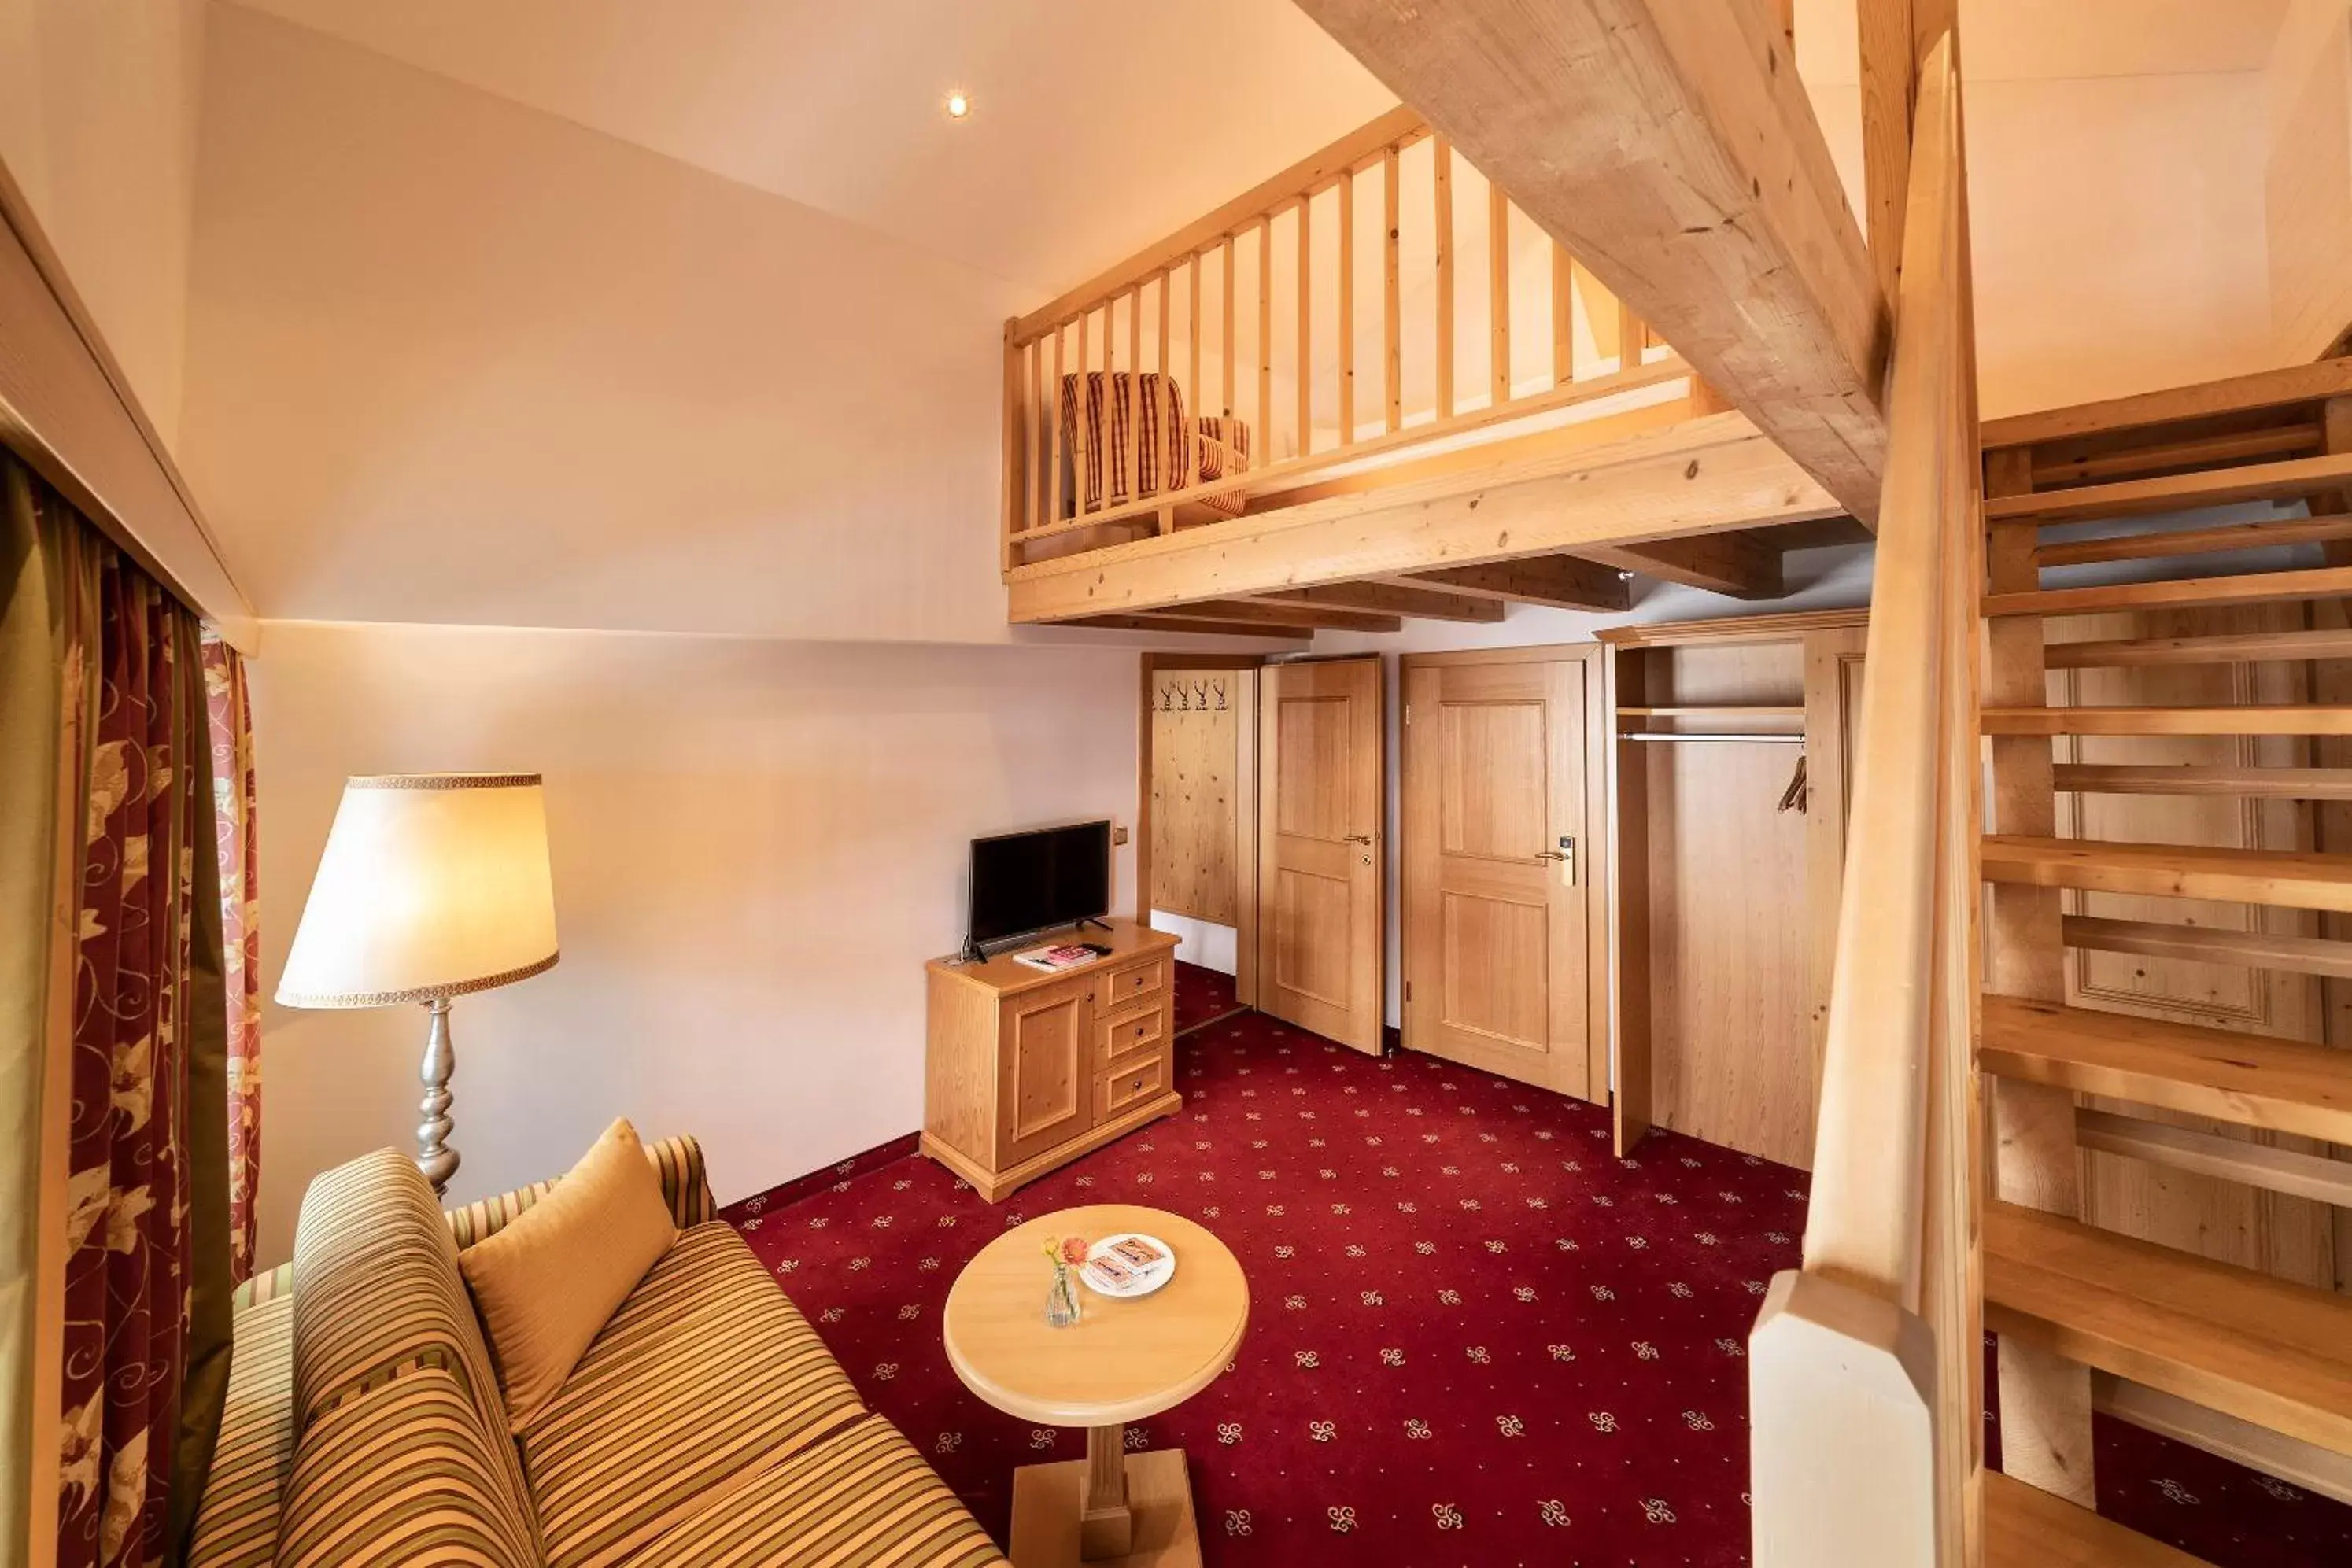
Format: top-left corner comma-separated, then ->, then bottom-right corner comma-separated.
275,1366 -> 540,1568
1059,371 -> 1250,521
289,1150 -> 540,1547
520,1223 -> 865,1568
231,1261 -> 294,1312
630,1416 -> 1006,1568
445,1134 -> 713,1249
187,1295 -> 296,1568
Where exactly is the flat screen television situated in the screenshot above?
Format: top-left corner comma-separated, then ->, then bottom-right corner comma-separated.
967,819 -> 1112,948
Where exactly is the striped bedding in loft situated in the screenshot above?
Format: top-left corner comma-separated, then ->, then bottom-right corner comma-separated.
1059,371 -> 1251,519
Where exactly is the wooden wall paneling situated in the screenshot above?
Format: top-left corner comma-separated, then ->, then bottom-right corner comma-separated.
1150,669 -> 1243,924
1137,654 -> 1262,1006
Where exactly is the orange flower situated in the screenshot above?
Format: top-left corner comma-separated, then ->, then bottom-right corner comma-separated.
1058,1235 -> 1091,1266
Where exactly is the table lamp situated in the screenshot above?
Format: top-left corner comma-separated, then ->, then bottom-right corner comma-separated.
276,773 -> 559,1195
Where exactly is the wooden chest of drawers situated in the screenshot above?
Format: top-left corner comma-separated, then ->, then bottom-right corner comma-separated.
921,919 -> 1182,1202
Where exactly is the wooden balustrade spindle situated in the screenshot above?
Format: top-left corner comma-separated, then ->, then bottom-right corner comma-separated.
1048,324 -> 1065,527
1187,255 -> 1202,437
1383,146 -> 1401,434
1073,309 -> 1089,512
1552,242 -> 1576,386
1488,181 -> 1511,406
1222,239 -> 1236,419
1298,195 -> 1313,459
1434,135 -> 1454,421
1338,169 -> 1356,445
1257,214 -> 1273,460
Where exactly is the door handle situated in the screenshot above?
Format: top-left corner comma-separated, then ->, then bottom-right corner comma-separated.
1538,836 -> 1577,887
1342,833 -> 1373,844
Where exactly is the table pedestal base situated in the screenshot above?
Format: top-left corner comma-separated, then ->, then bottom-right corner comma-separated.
1009,1448 -> 1200,1568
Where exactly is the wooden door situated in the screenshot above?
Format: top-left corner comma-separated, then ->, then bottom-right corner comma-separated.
998,979 -> 1093,1166
1257,657 -> 1386,1053
1401,651 -> 1599,1098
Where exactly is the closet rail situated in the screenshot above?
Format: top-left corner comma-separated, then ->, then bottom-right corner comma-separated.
1748,31 -> 1981,1567
997,106 -> 1699,568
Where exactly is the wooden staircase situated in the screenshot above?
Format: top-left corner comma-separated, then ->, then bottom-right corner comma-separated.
1973,361 -> 2352,1562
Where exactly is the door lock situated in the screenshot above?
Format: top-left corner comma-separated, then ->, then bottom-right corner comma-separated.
1537,836 -> 1577,887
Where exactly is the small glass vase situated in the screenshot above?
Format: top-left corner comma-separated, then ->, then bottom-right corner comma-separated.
1045,1262 -> 1082,1328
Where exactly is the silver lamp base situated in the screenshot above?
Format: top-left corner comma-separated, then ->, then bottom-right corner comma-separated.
417,996 -> 460,1195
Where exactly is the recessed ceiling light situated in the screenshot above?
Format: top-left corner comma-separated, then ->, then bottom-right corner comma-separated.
945,91 -> 972,120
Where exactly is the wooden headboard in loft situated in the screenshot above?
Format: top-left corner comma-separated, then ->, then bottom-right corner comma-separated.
998,106 -> 1725,577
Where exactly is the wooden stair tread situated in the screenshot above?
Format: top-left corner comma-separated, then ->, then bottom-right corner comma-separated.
1983,706 -> 2352,736
2053,764 -> 2352,800
1980,993 -> 2352,1142
1984,1471 -> 2213,1567
1981,359 -> 2352,451
2046,627 -> 2352,668
2062,912 -> 2352,983
1982,836 -> 2352,913
2035,513 -> 2352,568
1983,565 -> 2352,618
1984,1201 -> 2352,1456
1983,452 -> 2352,522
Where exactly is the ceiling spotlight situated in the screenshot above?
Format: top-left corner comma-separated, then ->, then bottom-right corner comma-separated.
945,91 -> 972,120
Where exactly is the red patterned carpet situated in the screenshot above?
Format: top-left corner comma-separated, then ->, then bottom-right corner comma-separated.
724,998 -> 2352,1566
1171,958 -> 1242,1035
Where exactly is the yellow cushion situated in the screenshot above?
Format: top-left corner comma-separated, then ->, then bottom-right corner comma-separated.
458,1118 -> 678,1430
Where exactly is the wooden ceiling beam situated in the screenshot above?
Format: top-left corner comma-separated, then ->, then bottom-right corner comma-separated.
1164,599 -> 1405,633
1066,614 -> 1310,640
1248,582 -> 1505,623
1293,0 -> 1889,522
1006,417 -> 1840,623
1576,533 -> 1785,600
1393,555 -> 1630,613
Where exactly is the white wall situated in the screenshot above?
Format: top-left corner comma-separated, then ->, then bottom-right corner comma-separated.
249,621 -> 1144,1265
179,6 -> 1032,643
1806,70 -> 2276,418
0,0 -> 208,450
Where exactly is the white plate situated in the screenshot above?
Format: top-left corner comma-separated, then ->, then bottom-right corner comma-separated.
1080,1232 -> 1176,1299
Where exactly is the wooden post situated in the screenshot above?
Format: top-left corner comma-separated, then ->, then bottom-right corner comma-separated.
1338,170 -> 1357,443
1616,295 -> 1646,371
1080,1424 -> 1133,1558
1001,321 -> 1025,572
1434,135 -> 1455,420
1981,441 -> 2097,1507
1489,180 -> 1512,406
1383,146 -> 1402,433
1858,0 -> 1918,320
1187,255 -> 1202,423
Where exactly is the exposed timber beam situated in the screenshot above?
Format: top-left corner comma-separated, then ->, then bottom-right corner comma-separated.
1576,533 -> 1784,599
1250,582 -> 1505,623
1160,599 -> 1404,633
1006,415 -> 1841,623
1395,555 -> 1629,613
1292,0 -> 1889,522
1066,614 -> 1309,640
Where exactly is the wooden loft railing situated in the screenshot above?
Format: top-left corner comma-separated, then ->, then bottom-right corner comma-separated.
1748,32 -> 1981,1566
997,106 -> 1705,571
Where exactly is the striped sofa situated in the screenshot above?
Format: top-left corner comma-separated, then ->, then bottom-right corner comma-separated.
191,1137 -> 1005,1567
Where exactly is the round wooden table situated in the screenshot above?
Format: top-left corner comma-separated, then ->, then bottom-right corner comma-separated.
943,1205 -> 1247,1568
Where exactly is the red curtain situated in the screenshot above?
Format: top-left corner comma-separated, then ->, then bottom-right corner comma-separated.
44,492 -> 231,1568
202,635 -> 260,1285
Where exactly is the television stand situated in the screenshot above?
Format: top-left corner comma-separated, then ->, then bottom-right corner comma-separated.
921,917 -> 1181,1202
1076,915 -> 1112,933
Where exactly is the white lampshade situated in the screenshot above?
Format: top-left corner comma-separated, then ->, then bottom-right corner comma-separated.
277,773 -> 559,1008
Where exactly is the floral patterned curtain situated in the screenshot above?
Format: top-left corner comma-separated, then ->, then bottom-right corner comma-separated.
3,454 -> 234,1568
201,635 -> 260,1286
